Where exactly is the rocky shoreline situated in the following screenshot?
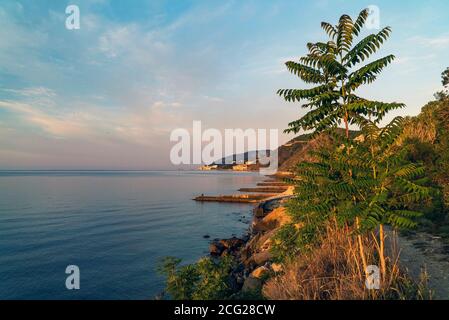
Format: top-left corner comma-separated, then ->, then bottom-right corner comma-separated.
208,193 -> 293,295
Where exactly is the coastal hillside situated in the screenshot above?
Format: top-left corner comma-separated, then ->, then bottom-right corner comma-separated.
204,130 -> 356,173
277,129 -> 359,173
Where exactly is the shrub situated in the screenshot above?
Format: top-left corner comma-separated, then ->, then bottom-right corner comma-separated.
271,223 -> 319,262
157,255 -> 236,300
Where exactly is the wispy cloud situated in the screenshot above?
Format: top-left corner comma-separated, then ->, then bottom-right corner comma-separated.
408,34 -> 449,48
1,87 -> 56,97
0,94 -> 189,145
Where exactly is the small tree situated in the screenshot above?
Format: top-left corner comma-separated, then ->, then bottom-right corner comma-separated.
287,117 -> 433,282
278,9 -> 404,138
435,67 -> 449,100
442,67 -> 449,88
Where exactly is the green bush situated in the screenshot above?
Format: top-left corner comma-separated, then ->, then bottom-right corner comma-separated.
157,255 -> 236,300
271,223 -> 318,262
404,138 -> 438,166
402,97 -> 449,220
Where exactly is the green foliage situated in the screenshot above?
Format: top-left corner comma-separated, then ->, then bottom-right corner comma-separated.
286,117 -> 433,235
404,138 -> 437,165
435,67 -> 449,100
271,223 -> 318,261
442,67 -> 449,88
157,256 -> 236,300
402,96 -> 449,220
278,9 -> 404,135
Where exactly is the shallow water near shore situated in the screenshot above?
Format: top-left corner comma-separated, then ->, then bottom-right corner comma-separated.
0,170 -> 264,299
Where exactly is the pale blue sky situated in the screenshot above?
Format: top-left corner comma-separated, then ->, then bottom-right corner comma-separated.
0,0 -> 448,169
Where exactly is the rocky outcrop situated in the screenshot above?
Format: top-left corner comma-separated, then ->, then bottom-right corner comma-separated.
230,197 -> 293,294
208,190 -> 293,296
209,237 -> 246,256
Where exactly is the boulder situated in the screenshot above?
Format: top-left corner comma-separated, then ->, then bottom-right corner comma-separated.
252,251 -> 272,266
209,242 -> 225,256
220,237 -> 244,250
242,249 -> 273,269
251,266 -> 269,279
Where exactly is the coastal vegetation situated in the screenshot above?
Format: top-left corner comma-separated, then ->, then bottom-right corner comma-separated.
268,8 -> 447,299
265,72 -> 449,300
268,116 -> 434,299
158,256 -> 236,300
159,9 -> 449,300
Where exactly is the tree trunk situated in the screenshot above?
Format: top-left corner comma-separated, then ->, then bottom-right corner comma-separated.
344,111 -> 349,139
379,224 -> 387,282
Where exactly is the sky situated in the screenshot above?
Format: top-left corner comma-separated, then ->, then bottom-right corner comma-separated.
0,0 -> 448,170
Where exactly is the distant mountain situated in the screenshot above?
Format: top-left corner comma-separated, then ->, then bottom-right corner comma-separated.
212,150 -> 270,165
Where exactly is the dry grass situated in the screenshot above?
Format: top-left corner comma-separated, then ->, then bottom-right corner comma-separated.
263,224 -> 429,300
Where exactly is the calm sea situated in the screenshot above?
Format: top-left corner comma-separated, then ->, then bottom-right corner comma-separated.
0,170 -> 264,299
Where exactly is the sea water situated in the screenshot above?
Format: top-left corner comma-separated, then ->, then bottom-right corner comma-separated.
0,170 -> 263,299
